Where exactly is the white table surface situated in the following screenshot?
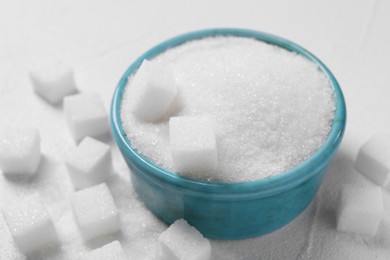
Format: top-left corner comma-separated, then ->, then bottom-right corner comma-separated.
1,0 -> 390,259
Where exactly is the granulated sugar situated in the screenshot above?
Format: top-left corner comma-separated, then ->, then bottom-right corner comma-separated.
120,36 -> 335,182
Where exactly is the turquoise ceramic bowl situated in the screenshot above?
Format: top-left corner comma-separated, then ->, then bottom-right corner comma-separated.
111,28 -> 346,240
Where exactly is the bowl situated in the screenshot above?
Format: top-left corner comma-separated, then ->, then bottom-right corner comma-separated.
110,28 -> 346,240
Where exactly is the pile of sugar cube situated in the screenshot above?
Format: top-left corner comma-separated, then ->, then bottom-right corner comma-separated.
0,57 -> 211,259
0,47 -> 386,259
129,60 -> 218,179
337,133 -> 390,237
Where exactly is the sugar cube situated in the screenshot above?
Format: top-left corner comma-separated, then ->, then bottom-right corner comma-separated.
159,219 -> 211,260
79,241 -> 127,260
65,137 -> 112,190
337,184 -> 383,236
29,57 -> 77,104
169,116 -> 218,177
72,183 -> 120,241
130,60 -> 178,122
2,193 -> 58,254
0,126 -> 41,176
355,133 -> 390,186
64,93 -> 109,142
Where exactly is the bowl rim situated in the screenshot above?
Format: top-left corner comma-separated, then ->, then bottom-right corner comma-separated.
111,28 -> 347,196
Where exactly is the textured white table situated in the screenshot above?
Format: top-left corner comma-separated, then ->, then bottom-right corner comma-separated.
0,0 -> 389,259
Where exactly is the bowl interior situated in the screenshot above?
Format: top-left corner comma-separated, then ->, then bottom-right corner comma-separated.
111,28 -> 346,196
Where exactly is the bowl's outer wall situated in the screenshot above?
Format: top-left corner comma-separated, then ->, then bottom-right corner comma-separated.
111,28 -> 346,240
124,153 -> 327,239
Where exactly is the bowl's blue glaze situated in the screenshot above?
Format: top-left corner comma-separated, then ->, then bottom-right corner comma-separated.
110,28 -> 347,240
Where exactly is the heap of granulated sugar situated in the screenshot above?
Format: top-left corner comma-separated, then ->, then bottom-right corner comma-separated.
120,36 -> 335,182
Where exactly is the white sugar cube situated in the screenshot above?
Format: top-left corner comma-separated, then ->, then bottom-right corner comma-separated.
169,116 -> 218,177
0,126 -> 41,176
65,137 -> 112,190
29,58 -> 77,104
130,60 -> 178,122
355,133 -> 390,186
3,194 -> 58,254
79,241 -> 127,260
337,185 -> 383,236
64,93 -> 109,142
72,183 -> 120,241
159,219 -> 211,260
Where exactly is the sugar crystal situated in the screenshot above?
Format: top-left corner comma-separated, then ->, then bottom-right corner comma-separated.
120,36 -> 335,182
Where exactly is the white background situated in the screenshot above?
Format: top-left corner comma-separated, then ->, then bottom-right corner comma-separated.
0,0 -> 389,259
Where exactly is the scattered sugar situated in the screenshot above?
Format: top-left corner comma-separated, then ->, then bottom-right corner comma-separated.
79,240 -> 127,260
120,36 -> 335,182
